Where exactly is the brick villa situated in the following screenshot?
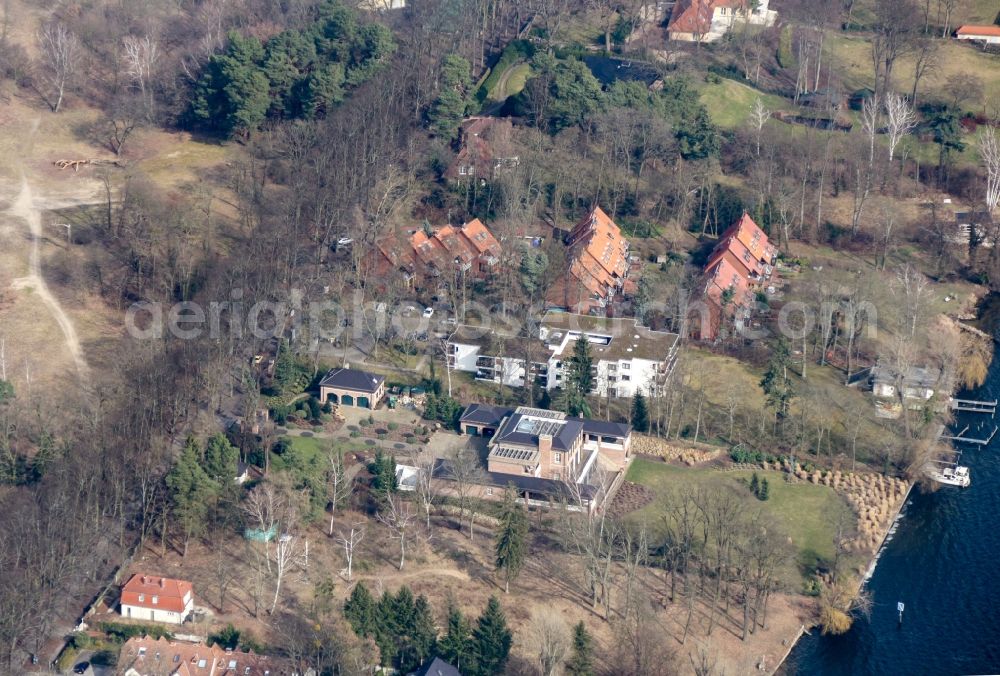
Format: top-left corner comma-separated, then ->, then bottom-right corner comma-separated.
434,405 -> 632,513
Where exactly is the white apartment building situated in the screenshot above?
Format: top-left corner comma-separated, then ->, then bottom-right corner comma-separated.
446,313 -> 679,399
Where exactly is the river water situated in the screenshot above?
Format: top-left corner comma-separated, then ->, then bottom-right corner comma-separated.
786,358 -> 1000,675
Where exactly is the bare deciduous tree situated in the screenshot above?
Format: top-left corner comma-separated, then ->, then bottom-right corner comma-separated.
243,483 -> 284,571
527,607 -> 570,676
326,447 -> 353,535
270,533 -> 306,613
336,523 -> 365,581
377,493 -> 416,570
749,97 -> 771,158
850,97 -> 880,236
410,449 -> 440,529
885,93 -> 917,162
37,23 -> 80,112
122,34 -> 159,113
979,127 -> 1000,214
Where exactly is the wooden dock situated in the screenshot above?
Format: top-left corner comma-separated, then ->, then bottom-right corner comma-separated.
950,398 -> 997,415
942,425 -> 998,446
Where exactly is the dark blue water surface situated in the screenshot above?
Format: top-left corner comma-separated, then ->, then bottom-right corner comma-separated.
786,362 -> 1000,675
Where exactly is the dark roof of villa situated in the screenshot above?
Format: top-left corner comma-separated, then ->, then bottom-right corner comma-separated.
415,656 -> 463,676
574,418 -> 631,438
493,409 -> 582,452
459,403 -> 513,427
319,367 -> 384,393
432,459 -> 599,501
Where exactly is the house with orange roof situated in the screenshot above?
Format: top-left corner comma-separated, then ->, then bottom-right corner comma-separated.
370,219 -> 503,289
120,574 -> 194,625
955,25 -> 1000,44
699,213 -> 776,340
667,0 -> 776,42
118,636 -> 301,676
547,206 -> 632,314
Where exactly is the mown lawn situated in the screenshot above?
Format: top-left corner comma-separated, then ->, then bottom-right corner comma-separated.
826,33 -> 1000,116
698,79 -> 788,129
625,459 -> 858,582
273,434 -> 371,470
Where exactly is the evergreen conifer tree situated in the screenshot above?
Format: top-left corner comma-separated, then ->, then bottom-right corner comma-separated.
563,335 -> 594,417
408,595 -> 438,671
750,472 -> 760,497
495,486 -> 529,593
438,602 -> 475,673
630,391 -> 649,433
565,621 -> 594,676
166,437 -> 217,557
343,582 -> 377,638
472,596 -> 512,676
759,478 -> 770,501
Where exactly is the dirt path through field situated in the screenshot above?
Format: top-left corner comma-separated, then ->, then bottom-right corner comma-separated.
5,117 -> 93,382
9,175 -> 92,381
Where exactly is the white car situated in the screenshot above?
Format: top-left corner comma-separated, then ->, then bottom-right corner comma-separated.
336,237 -> 353,248
422,307 -> 435,318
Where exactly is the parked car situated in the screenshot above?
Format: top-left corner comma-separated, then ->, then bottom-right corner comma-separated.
336,237 -> 353,247
422,307 -> 435,318
73,662 -> 89,675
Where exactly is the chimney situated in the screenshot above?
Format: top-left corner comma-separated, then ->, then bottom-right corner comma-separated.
141,575 -> 147,584
159,578 -> 165,588
538,434 -> 552,454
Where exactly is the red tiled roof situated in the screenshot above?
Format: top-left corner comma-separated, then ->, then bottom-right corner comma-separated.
668,0 -> 745,35
718,212 -> 774,264
121,574 -> 192,614
371,219 -> 503,283
119,636 -> 291,676
565,206 -> 629,291
956,24 -> 1000,37
460,218 -> 501,257
704,254 -> 751,306
707,233 -> 761,279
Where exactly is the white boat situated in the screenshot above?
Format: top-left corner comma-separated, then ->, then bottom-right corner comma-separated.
927,465 -> 971,488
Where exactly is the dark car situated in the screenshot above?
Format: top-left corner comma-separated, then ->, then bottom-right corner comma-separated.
73,662 -> 89,674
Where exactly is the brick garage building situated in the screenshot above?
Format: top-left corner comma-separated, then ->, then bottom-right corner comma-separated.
319,367 -> 386,409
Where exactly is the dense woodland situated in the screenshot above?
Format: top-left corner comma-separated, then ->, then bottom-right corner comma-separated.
0,0 -> 999,672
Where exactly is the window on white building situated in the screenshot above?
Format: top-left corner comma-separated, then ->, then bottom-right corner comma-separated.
622,363 -> 630,369
554,452 -> 562,464
621,375 -> 631,381
486,487 -> 494,496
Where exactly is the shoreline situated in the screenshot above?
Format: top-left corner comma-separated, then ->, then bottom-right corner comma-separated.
771,480 -> 915,675
774,291 -> 995,673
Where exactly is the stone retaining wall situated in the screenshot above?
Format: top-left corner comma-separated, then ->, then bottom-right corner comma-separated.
631,434 -> 722,465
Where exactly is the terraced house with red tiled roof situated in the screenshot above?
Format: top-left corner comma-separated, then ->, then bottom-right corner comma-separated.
699,213 -> 777,340
546,206 -> 631,314
371,218 -> 502,289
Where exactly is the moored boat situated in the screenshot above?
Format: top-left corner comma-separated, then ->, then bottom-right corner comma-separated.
927,464 -> 971,488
